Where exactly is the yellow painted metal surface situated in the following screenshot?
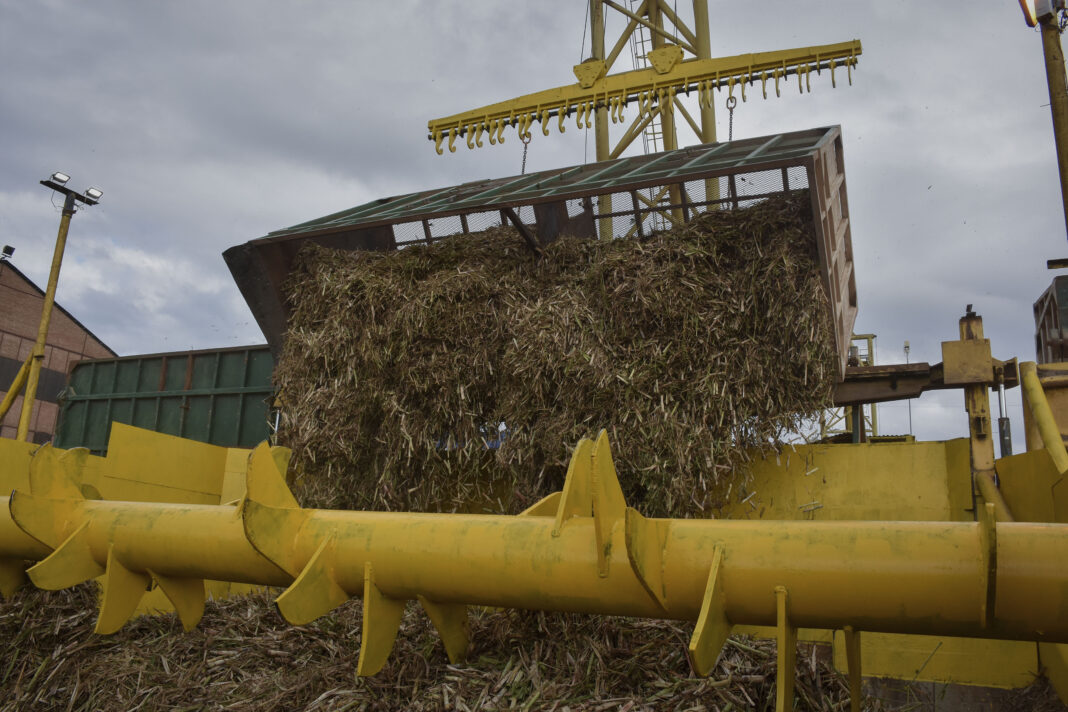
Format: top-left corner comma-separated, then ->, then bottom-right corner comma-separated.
997,448 -> 1068,523
1039,379 -> 1068,447
942,339 -> 994,385
0,424 -> 260,612
1021,361 -> 1068,474
0,437 -> 36,494
732,437 -> 1050,690
832,631 -> 1039,689
1040,642 -> 1068,704
0,423 -> 256,506
87,423 -> 228,504
219,447 -> 252,505
732,625 -> 833,644
730,439 -> 973,522
427,40 -> 860,153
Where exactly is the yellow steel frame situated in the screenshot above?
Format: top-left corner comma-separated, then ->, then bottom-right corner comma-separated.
427,39 -> 861,155
427,0 -> 859,242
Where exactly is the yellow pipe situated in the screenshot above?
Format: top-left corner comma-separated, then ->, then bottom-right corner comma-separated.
5,469 -> 1068,644
6,436 -> 1068,687
977,470 -> 1015,523
1020,361 -> 1068,474
996,522 -> 1068,635
8,496 -> 291,589
1040,18 -> 1068,239
10,493 -> 1068,642
0,357 -> 30,423
17,193 -> 75,441
273,510 -> 1024,636
0,498 -> 50,560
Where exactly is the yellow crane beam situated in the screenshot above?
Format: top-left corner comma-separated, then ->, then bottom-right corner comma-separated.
4,434 -> 1068,711
427,40 -> 861,154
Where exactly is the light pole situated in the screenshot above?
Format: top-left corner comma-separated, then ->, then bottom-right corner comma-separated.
1020,0 -> 1068,241
0,173 -> 102,442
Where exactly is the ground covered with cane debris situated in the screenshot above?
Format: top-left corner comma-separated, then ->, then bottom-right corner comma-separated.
3,586 -> 1062,711
13,585 -> 1063,712
276,193 -> 836,515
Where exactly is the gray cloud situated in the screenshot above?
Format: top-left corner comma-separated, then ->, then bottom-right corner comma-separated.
0,0 -> 1060,446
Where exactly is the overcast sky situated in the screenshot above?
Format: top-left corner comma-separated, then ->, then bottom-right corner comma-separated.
0,1 -> 1061,446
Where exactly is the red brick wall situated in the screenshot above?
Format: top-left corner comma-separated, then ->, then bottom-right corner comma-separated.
0,262 -> 114,442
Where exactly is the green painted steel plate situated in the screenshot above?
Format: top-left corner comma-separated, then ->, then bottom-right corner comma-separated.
54,345 -> 275,455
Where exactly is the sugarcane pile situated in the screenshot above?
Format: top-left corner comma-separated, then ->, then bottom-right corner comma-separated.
0,586 -> 875,711
275,192 -> 836,516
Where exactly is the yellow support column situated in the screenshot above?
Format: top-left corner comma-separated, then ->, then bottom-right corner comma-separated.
691,0 -> 716,144
843,626 -> 862,712
1040,17 -> 1068,239
591,0 -> 613,239
775,586 -> 797,712
648,0 -> 684,224
16,193 -> 75,441
692,0 -> 720,209
942,309 -> 997,517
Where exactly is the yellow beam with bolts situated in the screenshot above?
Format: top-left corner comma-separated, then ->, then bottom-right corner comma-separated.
4,433 -> 1068,701
427,40 -> 861,153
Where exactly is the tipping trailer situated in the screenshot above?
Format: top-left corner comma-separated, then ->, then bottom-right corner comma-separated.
4,126 -> 1068,712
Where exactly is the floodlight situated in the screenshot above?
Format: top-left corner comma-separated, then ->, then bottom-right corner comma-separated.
1020,0 -> 1065,25
51,172 -> 70,185
1021,0 -> 1038,25
85,187 -> 103,200
1,245 -> 13,259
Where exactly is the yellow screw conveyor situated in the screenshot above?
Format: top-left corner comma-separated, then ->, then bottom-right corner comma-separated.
3,432 -> 1068,711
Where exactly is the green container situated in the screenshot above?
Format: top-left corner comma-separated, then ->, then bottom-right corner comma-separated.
55,345 -> 275,455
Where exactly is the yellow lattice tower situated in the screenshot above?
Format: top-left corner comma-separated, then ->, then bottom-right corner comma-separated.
427,1 -> 861,237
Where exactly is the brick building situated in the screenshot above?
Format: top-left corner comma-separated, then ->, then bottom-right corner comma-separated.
0,257 -> 115,442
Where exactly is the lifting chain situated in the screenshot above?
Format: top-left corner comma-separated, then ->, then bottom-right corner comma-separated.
726,95 -> 737,142
521,133 -> 532,175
